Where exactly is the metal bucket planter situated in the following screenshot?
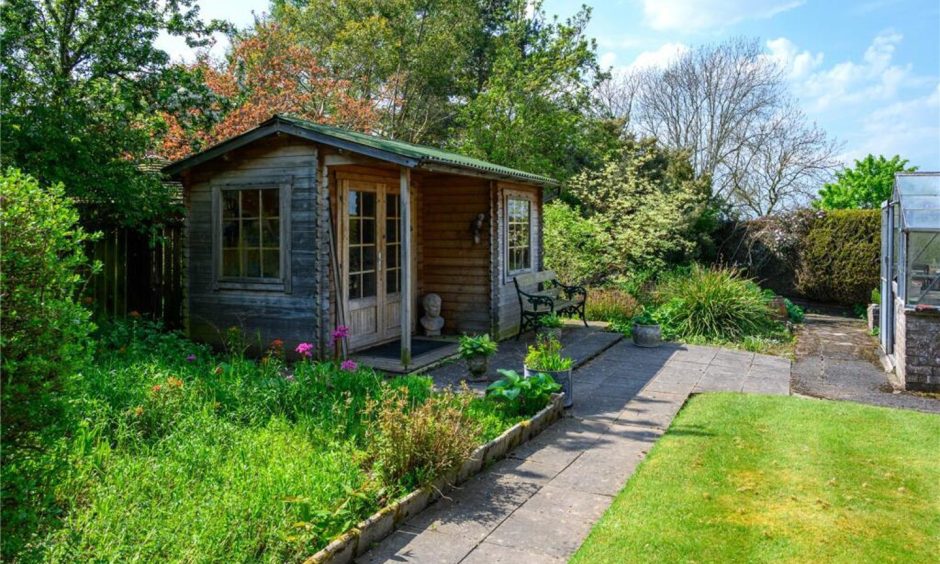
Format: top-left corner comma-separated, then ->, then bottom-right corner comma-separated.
524,365 -> 573,408
465,354 -> 491,381
632,323 -> 662,348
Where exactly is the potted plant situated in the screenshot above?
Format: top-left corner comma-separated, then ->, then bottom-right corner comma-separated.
523,335 -> 574,407
536,313 -> 563,341
458,334 -> 498,381
632,307 -> 662,348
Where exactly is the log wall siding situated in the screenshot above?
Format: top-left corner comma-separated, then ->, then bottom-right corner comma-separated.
420,175 -> 493,334
493,182 -> 543,340
183,136 -> 320,352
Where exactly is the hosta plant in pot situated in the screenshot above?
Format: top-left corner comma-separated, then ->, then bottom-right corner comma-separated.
632,308 -> 661,348
486,369 -> 562,416
523,335 -> 574,407
536,313 -> 563,342
458,334 -> 498,381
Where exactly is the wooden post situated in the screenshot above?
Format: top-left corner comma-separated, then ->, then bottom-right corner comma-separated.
400,167 -> 412,367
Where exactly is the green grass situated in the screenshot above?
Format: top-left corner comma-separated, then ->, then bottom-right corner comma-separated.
572,394 -> 940,564
2,321 -> 525,562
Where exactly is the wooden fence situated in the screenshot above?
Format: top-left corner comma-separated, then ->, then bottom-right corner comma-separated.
86,223 -> 183,328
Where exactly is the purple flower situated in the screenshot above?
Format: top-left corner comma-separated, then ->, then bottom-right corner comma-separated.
295,342 -> 314,358
340,359 -> 358,372
331,325 -> 350,345
284,373 -> 296,382
186,354 -> 197,362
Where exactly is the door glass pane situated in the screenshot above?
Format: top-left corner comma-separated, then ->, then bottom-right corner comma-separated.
348,190 -> 377,301
361,271 -> 376,298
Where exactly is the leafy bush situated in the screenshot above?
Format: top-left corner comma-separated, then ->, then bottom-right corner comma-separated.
524,335 -> 573,372
784,299 -> 805,323
653,265 -> 776,341
0,168 -> 98,435
633,308 -> 657,325
538,313 -> 563,328
486,369 -> 561,416
458,334 -> 498,358
543,200 -> 609,284
366,386 -> 481,491
871,288 -> 882,304
795,210 -> 880,305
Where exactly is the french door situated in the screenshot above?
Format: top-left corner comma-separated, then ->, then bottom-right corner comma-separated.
341,179 -> 404,349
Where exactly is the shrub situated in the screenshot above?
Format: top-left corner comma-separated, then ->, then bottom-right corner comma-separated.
0,168 -> 98,433
524,335 -> 573,372
795,209 -> 880,305
486,369 -> 561,417
784,299 -> 805,323
366,386 -> 481,491
543,200 -> 608,284
457,334 -> 498,358
585,286 -> 640,323
653,265 -> 776,341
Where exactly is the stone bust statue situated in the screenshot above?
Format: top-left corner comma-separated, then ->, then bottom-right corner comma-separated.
420,293 -> 445,336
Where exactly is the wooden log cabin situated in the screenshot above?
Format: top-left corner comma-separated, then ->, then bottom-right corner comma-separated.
164,115 -> 556,370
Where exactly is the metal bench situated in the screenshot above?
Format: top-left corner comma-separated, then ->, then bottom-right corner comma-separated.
513,270 -> 587,339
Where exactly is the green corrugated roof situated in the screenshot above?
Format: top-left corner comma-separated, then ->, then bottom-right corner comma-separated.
276,115 -> 556,185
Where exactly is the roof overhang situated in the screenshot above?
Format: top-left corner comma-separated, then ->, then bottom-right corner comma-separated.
163,116 -> 556,187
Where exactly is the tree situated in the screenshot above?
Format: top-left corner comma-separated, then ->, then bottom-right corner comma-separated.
451,1 -> 613,182
0,0 -> 224,228
161,22 -> 380,160
815,154 -> 917,210
627,37 -> 839,216
561,137 -> 713,278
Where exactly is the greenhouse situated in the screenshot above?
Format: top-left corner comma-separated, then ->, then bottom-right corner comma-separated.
880,172 -> 940,391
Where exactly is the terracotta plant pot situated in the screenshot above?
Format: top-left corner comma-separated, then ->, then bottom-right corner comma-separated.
524,365 -> 573,408
632,323 -> 662,348
465,354 -> 490,381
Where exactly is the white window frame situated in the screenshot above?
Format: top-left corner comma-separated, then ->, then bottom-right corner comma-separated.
504,190 -> 536,281
211,181 -> 292,292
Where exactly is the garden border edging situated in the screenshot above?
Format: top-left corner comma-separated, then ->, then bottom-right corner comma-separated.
303,393 -> 565,564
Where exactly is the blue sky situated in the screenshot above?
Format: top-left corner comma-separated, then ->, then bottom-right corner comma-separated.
157,0 -> 940,169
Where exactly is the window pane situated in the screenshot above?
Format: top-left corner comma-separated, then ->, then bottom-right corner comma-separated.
387,269 -> 399,294
262,189 -> 279,218
350,273 -> 361,299
241,190 -> 260,218
348,191 -> 359,216
223,220 -> 239,247
387,219 -> 399,243
245,249 -> 261,277
223,250 -> 239,277
262,219 -> 279,247
350,247 -> 362,272
262,250 -> 280,278
223,191 -> 239,218
387,245 -> 399,268
361,271 -> 376,298
363,246 -> 376,271
350,218 -> 361,245
242,219 -> 260,246
361,218 -> 375,245
362,192 -> 375,217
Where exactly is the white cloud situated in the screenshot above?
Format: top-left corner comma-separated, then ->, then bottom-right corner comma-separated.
851,84 -> 940,168
641,0 -> 803,31
599,51 -> 618,69
154,0 -> 268,63
765,37 -> 823,79
627,42 -> 690,71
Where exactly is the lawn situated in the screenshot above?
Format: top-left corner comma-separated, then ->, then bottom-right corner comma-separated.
571,394 -> 940,563
1,321 -> 526,562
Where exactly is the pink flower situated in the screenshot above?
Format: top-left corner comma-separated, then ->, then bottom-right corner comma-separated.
340,359 -> 358,372
331,325 -> 350,345
186,354 -> 197,362
295,342 -> 314,358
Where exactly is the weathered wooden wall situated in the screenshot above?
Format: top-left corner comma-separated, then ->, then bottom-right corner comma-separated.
182,136 -> 319,352
420,175 -> 493,335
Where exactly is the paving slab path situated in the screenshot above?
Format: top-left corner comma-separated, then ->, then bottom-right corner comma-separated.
358,341 -> 790,563
792,312 -> 940,413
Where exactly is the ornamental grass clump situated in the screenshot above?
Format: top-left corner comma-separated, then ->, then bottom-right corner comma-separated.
653,265 -> 776,341
365,386 -> 481,491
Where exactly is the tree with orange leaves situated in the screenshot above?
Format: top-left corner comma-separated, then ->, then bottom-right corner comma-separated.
161,23 -> 379,160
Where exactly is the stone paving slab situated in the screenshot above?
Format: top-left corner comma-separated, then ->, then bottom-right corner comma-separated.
357,340 -> 791,563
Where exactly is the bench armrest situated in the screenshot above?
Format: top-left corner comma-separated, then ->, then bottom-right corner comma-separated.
517,288 -> 555,311
551,279 -> 587,300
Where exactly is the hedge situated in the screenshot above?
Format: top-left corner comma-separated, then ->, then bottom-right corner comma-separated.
715,209 -> 880,306
795,210 -> 880,305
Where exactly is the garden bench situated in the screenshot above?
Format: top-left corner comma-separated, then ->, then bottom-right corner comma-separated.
513,270 -> 588,339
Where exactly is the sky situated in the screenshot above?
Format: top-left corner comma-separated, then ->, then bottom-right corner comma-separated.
156,0 -> 940,170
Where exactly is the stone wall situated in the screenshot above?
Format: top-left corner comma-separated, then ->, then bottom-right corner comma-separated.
894,299 -> 940,391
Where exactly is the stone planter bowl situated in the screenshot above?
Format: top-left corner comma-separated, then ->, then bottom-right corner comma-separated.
524,365 -> 573,408
632,323 -> 662,348
465,354 -> 491,381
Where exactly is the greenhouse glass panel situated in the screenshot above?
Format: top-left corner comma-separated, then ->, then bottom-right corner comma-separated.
906,231 -> 940,306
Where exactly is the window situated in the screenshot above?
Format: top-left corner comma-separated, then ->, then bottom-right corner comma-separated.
506,196 -> 532,275
347,190 -> 377,300
214,183 -> 289,290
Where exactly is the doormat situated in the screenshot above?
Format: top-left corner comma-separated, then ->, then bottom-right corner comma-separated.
357,339 -> 452,360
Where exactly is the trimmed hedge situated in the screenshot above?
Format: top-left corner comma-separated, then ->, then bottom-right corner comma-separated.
715,209 -> 880,306
795,210 -> 880,305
